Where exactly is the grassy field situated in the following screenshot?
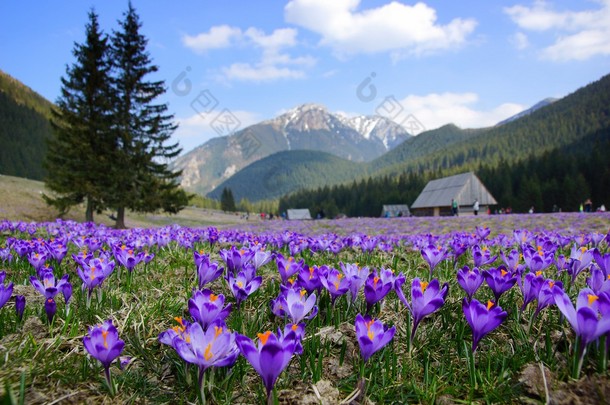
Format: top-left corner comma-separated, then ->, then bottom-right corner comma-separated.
1,175 -> 610,404
0,174 -> 250,228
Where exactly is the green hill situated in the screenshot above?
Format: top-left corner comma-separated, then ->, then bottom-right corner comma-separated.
0,70 -> 55,179
207,150 -> 366,202
373,73 -> 610,177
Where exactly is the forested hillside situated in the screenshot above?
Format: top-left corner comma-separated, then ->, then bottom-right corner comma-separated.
373,73 -> 610,177
0,70 -> 54,179
208,150 -> 367,202
280,126 -> 610,217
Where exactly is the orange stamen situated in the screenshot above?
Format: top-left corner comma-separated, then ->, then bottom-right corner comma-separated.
588,294 -> 599,307
204,344 -> 213,360
258,331 -> 272,345
487,301 -> 494,310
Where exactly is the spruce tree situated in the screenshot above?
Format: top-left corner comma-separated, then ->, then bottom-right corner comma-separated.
110,2 -> 186,228
44,10 -> 115,222
221,187 -> 236,212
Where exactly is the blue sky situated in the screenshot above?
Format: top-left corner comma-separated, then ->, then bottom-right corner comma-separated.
2,0 -> 610,153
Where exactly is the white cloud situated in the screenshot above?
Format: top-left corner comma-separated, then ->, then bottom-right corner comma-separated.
284,0 -> 477,56
183,25 -> 316,81
222,63 -> 306,81
505,0 -> 610,61
244,27 -> 298,49
174,110 -> 262,152
510,32 -> 530,50
182,25 -> 242,52
397,92 -> 525,130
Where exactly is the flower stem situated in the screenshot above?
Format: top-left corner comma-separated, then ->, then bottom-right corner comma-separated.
104,366 -> 115,396
198,366 -> 206,405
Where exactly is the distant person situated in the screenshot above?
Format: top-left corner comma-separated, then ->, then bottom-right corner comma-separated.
451,199 -> 458,216
473,199 -> 479,216
579,203 -> 584,213
584,198 -> 593,213
528,206 -> 534,214
599,204 -> 606,212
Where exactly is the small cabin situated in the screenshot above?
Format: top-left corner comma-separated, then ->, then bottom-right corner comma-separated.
411,172 -> 497,216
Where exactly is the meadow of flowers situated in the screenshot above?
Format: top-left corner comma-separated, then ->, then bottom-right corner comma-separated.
0,212 -> 609,404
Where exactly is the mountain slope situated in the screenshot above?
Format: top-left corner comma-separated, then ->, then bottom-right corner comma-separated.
372,73 -> 610,177
173,103 -> 412,194
496,97 -> 558,126
0,70 -> 55,179
207,150 -> 366,202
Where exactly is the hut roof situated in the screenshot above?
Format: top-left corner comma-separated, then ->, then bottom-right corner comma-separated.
411,172 -> 497,209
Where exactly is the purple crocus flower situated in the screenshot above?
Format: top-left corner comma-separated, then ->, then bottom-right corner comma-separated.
462,298 -> 508,352
227,270 -> 262,308
522,245 -> 554,273
593,248 -> 610,276
567,245 -> 594,282
158,317 -> 192,349
194,251 -> 224,289
296,265 -> 323,294
341,262 -> 368,304
281,287 -> 318,324
421,244 -> 448,278
220,246 -> 254,275
30,271 -> 70,299
172,321 -> 239,396
472,245 -> 498,268
363,268 -> 394,310
319,266 -> 351,305
15,295 -> 25,321
27,250 -> 48,272
587,266 -> 610,295
46,240 -> 68,264
553,286 -> 610,376
77,257 -> 115,304
405,278 -> 448,343
0,271 -> 14,310
534,279 -> 562,319
45,298 -> 56,324
278,323 -> 306,355
113,244 -> 145,273
500,249 -> 523,273
83,319 -> 126,395
252,248 -> 272,270
354,313 -> 396,362
482,266 -> 517,303
552,287 -> 610,347
188,289 -> 232,330
236,330 -> 298,401
457,266 -> 484,301
0,245 -> 13,264
450,237 -> 469,266
517,272 -> 545,311
275,253 -> 305,285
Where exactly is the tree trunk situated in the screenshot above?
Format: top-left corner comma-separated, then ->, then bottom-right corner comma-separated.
85,198 -> 94,223
115,206 -> 126,229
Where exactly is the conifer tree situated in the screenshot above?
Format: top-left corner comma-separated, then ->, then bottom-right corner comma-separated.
221,187 -> 236,212
45,9 -> 115,222
110,2 -> 186,228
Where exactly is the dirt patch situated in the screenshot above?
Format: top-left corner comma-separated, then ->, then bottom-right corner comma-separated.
519,363 -> 610,404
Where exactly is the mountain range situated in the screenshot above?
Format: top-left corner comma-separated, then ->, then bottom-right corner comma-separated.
206,72 -> 610,202
172,103 -> 412,194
